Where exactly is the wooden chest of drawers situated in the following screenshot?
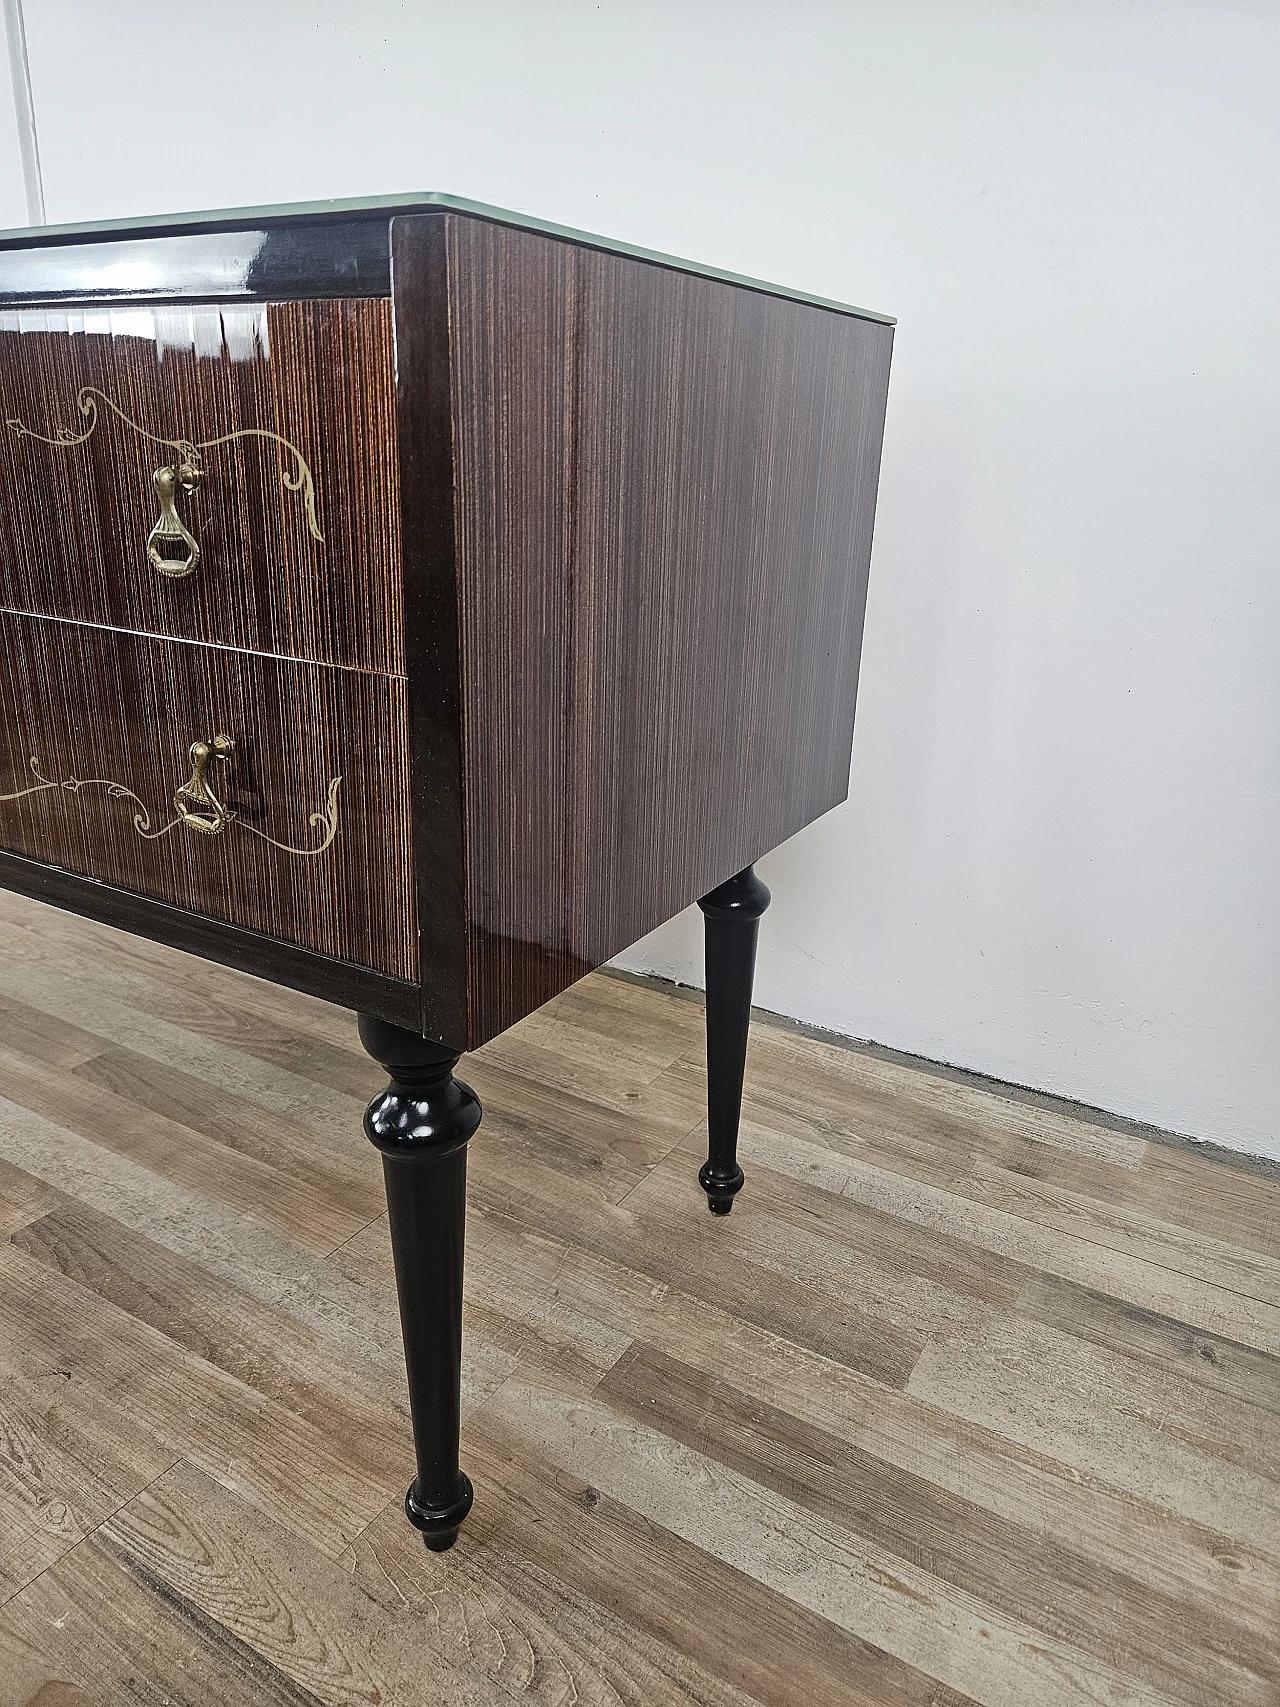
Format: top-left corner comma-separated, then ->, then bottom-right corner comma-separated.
0,193 -> 893,1551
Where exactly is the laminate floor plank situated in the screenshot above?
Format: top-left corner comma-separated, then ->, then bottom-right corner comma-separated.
733,1093 -> 1280,1307
717,1152 -> 1280,1448
543,972 -> 709,1059
0,1155 -> 60,1238
599,1342 -> 1276,1707
1,1544 -> 333,1707
343,1490 -> 769,1707
0,1041 -> 367,1257
8,1201 -> 416,1487
0,1092 -> 519,1417
730,1027 -> 1150,1169
0,991 -> 108,1073
1133,1143 -> 1280,1261
0,929 -> 374,1149
460,1054 -> 707,1207
0,897 -> 379,1093
467,1134 -> 925,1389
731,1117 -> 1280,1352
0,1244 -> 395,1559
70,1043 -> 384,1221
0,1355 -> 180,1605
0,893 -> 1272,1707
1019,1270 -> 1280,1413
327,1211 -> 633,1398
99,1459 -> 531,1707
460,1221 -> 1280,1640
345,1435 -> 976,1707
479,1372 -> 1186,1707
907,1328 -> 1280,1553
730,1026 -> 1280,1257
621,1127 -> 1033,1315
485,1002 -> 698,1104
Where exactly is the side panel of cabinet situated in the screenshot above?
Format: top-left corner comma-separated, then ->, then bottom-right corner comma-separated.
443,213 -> 894,1046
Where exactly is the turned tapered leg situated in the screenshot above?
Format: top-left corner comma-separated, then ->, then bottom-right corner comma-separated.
358,1014 -> 481,1551
697,865 -> 771,1213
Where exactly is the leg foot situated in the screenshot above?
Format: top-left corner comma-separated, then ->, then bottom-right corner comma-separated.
359,1014 -> 481,1551
698,1158 -> 744,1214
407,1474 -> 473,1551
698,865 -> 770,1214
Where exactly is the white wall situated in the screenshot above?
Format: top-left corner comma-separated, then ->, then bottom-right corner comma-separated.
0,15 -> 28,228
4,2 -> 1277,1158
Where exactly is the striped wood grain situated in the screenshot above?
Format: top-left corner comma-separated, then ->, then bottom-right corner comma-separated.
399,210 -> 894,1045
0,889 -> 1276,1707
0,612 -> 416,979
0,299 -> 401,675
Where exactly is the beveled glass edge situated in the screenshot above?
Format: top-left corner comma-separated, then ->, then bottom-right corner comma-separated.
0,192 -> 895,326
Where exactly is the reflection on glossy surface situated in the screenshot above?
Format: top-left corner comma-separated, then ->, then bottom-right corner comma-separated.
0,230 -> 265,300
0,193 -> 893,323
0,303 -> 270,357
0,219 -> 392,306
0,296 -> 400,675
359,1014 -> 481,1551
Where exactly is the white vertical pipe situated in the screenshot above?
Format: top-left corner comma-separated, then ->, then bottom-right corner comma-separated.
3,0 -> 44,224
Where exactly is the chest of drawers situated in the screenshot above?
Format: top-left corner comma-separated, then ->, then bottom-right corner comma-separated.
0,193 -> 893,1552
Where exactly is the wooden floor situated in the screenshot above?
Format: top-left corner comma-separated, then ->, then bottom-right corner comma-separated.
0,892 -> 1276,1707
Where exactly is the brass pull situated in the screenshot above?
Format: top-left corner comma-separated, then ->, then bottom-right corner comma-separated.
147,461 -> 205,578
173,733 -> 235,835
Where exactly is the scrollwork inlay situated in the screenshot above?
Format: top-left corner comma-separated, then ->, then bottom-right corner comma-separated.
1,755 -> 342,858
5,384 -> 325,542
238,775 -> 342,857
0,756 -> 180,838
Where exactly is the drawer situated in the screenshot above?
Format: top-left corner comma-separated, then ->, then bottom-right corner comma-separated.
0,299 -> 402,674
0,611 -> 416,980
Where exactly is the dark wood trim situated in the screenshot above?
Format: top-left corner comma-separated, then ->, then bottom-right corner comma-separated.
0,218 -> 392,308
0,848 -> 421,1028
0,194 -> 893,327
390,213 -> 469,1049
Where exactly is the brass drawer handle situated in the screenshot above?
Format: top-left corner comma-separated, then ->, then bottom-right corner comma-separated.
147,462 -> 206,579
173,732 -> 235,834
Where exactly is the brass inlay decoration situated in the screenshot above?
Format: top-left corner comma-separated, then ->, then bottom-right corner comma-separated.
5,384 -> 325,578
238,774 -> 343,857
1,739 -> 342,858
0,757 -> 182,840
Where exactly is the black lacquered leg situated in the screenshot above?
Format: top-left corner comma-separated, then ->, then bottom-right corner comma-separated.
697,865 -> 771,1213
358,1014 -> 481,1551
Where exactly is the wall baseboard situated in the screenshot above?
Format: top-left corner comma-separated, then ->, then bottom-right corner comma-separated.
603,965 -> 1280,1181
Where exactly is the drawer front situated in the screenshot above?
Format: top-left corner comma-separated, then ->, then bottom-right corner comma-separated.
0,299 -> 402,674
0,612 -> 416,980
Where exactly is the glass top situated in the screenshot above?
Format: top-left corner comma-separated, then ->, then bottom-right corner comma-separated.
0,192 -> 893,326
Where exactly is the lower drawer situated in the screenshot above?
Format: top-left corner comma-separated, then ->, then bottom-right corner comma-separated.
0,612 -> 417,981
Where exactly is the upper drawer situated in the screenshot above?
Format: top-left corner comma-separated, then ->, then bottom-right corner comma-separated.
0,298 -> 402,675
